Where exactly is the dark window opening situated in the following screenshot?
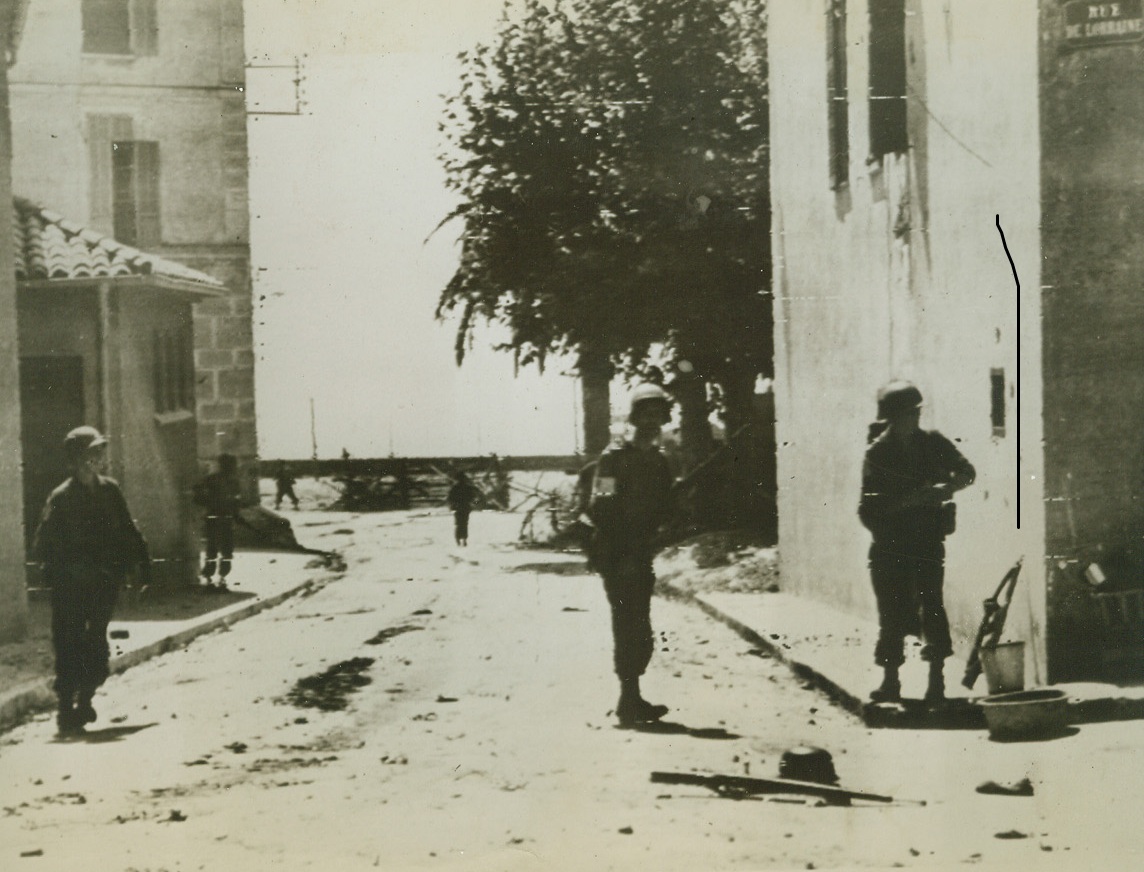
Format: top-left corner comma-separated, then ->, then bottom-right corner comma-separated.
112,140 -> 161,247
990,368 -> 1006,437
868,0 -> 907,159
154,330 -> 194,414
827,0 -> 850,189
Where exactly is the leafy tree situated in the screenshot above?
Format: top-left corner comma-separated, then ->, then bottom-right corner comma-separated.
438,0 -> 771,481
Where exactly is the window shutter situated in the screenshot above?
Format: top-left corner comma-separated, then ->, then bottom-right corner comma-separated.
112,141 -> 138,245
88,115 -> 133,234
130,0 -> 159,56
134,141 -> 162,248
82,0 -> 132,55
868,0 -> 908,158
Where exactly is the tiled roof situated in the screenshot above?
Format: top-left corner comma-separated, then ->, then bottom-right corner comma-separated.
12,197 -> 224,290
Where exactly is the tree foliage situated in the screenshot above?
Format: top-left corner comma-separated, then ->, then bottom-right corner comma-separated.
437,0 -> 771,387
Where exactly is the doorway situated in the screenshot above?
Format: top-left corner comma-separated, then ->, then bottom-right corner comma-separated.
19,356 -> 85,549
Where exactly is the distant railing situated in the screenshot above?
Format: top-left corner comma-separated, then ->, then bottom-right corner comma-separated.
256,455 -> 585,479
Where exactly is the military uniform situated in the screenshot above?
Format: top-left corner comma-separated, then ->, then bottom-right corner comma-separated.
33,459 -> 149,732
589,440 -> 674,702
194,455 -> 242,586
858,382 -> 975,702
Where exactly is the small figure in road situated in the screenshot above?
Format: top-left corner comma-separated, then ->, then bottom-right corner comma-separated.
274,460 -> 299,510
859,381 -> 976,706
194,453 -> 243,591
587,383 -> 676,727
32,426 -> 151,736
447,472 -> 480,546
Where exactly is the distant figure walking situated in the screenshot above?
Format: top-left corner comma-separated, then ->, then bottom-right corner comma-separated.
859,381 -> 976,706
274,460 -> 299,510
194,454 -> 243,591
447,472 -> 480,546
587,384 -> 675,728
32,426 -> 151,736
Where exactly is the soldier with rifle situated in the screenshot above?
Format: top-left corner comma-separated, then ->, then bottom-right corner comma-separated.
586,383 -> 676,727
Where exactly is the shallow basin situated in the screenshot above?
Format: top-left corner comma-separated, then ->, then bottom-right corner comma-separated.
980,689 -> 1069,740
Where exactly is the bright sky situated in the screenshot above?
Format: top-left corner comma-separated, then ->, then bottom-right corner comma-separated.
243,0 -> 581,460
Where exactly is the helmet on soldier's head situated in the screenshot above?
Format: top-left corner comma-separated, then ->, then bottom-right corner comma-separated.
63,425 -> 109,458
629,383 -> 672,423
876,381 -> 923,421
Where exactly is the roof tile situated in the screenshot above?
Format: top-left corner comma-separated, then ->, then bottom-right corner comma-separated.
13,197 -> 224,289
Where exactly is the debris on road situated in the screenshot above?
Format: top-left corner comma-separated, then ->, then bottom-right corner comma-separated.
364,626 -> 422,646
976,778 -> 1034,797
281,658 -> 375,711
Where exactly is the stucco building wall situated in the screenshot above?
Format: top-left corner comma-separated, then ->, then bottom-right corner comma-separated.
17,281 -> 202,587
769,1 -> 1046,671
0,39 -> 28,642
8,0 -> 256,493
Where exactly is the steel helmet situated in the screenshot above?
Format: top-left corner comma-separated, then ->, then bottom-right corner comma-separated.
63,425 -> 109,458
629,383 -> 672,421
876,380 -> 923,420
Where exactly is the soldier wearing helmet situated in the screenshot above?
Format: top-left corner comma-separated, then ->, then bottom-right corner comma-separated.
586,383 -> 675,727
859,381 -> 976,706
32,427 -> 151,735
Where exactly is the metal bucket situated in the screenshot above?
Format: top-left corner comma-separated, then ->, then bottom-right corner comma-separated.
980,641 -> 1025,694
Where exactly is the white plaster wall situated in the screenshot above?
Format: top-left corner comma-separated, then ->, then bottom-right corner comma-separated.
769,0 -> 1045,670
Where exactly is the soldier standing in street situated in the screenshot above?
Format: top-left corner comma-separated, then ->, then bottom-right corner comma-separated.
447,471 -> 480,546
274,460 -> 299,510
194,453 -> 242,591
32,427 -> 151,736
587,383 -> 675,727
859,381 -> 976,706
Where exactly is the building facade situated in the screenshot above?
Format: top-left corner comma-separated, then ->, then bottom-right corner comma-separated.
7,0 -> 257,493
0,0 -> 32,642
14,197 -> 222,587
770,1 -> 1144,682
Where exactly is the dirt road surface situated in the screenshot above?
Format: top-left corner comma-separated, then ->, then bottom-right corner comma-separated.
1,510 -> 1141,871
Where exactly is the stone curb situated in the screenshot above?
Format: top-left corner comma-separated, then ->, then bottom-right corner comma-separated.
662,582 -> 1144,730
0,575 -> 325,736
660,582 -> 873,722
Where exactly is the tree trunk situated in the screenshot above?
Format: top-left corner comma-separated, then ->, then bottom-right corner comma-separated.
672,374 -> 715,474
717,365 -> 764,531
578,347 -> 613,457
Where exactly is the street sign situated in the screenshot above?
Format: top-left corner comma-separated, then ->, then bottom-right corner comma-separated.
1063,1 -> 1144,48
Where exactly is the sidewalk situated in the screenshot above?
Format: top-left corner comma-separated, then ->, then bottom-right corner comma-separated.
0,549 -> 337,734
660,584 -> 1144,729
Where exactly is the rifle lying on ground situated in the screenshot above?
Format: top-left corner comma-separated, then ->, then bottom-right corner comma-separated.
962,558 -> 1023,690
650,771 -> 894,806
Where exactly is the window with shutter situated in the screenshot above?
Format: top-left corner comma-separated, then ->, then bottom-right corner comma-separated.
154,331 -> 192,414
82,0 -> 159,56
87,114 -> 133,233
868,0 -> 908,159
111,140 -> 161,247
131,0 -> 159,56
82,0 -> 131,55
826,0 -> 850,189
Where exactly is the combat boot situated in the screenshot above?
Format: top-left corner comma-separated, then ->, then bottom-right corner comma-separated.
869,667 -> 901,703
615,677 -> 669,727
75,692 -> 98,726
924,661 -> 946,707
56,695 -> 84,736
